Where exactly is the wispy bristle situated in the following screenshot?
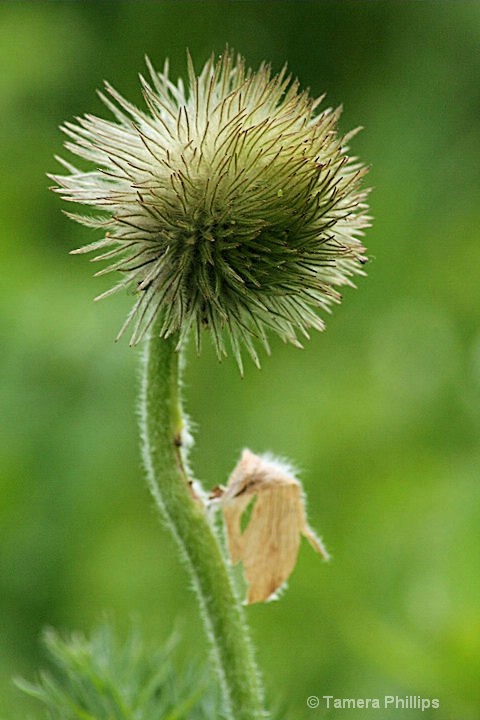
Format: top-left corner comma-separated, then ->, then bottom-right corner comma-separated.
53,48 -> 370,370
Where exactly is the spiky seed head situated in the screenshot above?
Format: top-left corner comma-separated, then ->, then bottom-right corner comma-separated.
51,49 -> 370,370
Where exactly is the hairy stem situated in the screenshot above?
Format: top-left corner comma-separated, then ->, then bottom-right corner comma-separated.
140,323 -> 266,720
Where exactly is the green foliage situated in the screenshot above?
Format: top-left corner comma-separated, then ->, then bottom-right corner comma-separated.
16,625 -> 223,720
240,495 -> 258,535
1,2 -> 480,719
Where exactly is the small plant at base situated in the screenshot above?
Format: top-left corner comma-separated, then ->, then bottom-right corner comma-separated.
16,624 -> 224,719
39,49 -> 371,720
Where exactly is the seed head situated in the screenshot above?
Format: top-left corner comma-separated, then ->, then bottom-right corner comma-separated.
52,50 -> 370,370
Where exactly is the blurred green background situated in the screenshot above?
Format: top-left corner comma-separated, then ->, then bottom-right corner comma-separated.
1,1 -> 479,718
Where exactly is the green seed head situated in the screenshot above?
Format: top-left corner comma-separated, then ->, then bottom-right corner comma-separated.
52,49 -> 370,370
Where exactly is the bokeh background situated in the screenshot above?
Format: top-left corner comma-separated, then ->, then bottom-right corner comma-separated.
1,1 -> 479,718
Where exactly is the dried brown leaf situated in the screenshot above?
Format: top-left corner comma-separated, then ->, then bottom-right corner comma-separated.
220,449 -> 329,604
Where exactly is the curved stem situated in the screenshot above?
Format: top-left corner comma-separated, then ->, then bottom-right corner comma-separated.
139,323 -> 266,720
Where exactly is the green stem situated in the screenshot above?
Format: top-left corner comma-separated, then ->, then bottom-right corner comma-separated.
139,323 -> 266,720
